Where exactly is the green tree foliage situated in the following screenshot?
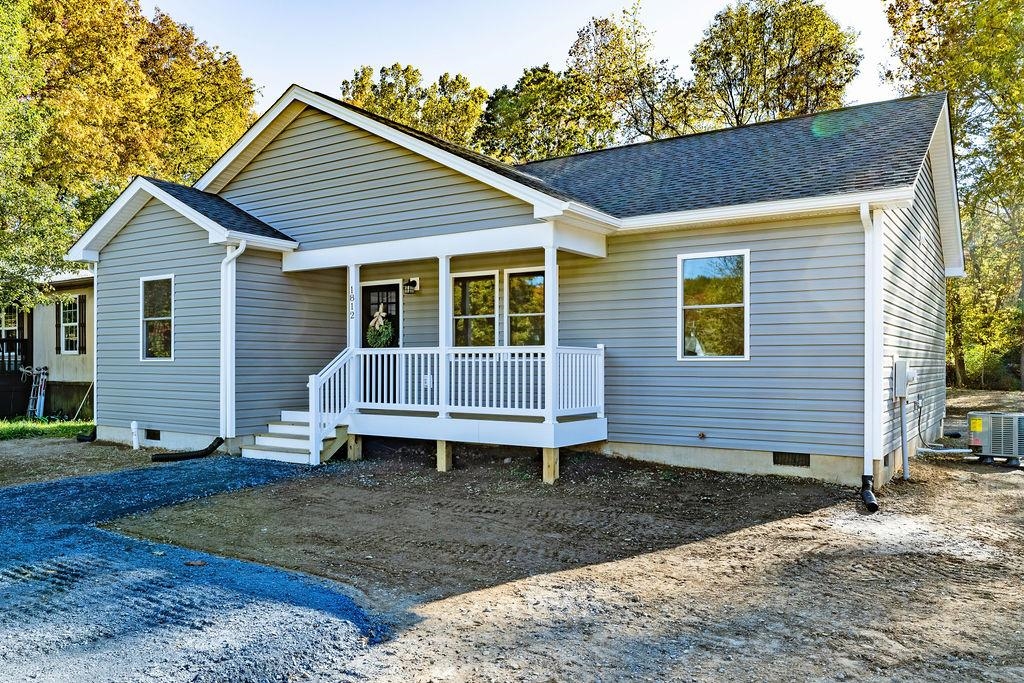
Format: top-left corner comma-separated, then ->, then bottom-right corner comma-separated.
886,0 -> 1024,386
472,65 -> 617,163
569,2 -> 697,141
0,0 -> 256,308
340,64 -> 487,147
691,0 -> 862,127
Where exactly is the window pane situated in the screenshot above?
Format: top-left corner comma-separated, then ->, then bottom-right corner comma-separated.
454,317 -> 495,347
63,326 -> 78,352
509,315 -> 544,346
143,279 -> 172,318
453,276 -> 494,317
681,307 -> 745,357
683,255 -> 744,306
508,272 -> 544,315
144,319 -> 172,358
62,304 -> 77,325
2,307 -> 16,330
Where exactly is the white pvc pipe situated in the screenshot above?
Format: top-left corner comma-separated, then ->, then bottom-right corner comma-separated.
899,397 -> 910,480
130,420 -> 140,450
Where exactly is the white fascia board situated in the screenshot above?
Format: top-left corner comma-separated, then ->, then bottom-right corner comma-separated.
283,222 -> 562,272
195,85 -> 572,218
66,177 -> 152,262
223,230 -> 297,252
615,187 -> 916,232
927,101 -> 965,277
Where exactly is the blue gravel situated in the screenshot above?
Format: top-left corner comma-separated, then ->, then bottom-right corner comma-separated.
0,456 -> 377,682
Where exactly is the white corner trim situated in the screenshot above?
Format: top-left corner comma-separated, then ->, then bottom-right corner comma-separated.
675,249 -> 751,362
219,241 -> 247,438
862,203 -> 885,474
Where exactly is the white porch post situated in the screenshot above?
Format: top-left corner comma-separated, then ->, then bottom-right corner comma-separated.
544,245 -> 559,424
438,255 -> 451,418
347,264 -> 361,410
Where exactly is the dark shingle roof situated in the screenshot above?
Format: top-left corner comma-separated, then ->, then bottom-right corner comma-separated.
516,93 -> 946,218
143,176 -> 295,242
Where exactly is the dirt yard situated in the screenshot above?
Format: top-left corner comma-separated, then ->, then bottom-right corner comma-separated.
111,439 -> 1024,682
0,437 -> 155,487
946,388 -> 1024,415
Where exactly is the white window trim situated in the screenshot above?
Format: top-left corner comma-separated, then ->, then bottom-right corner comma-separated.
451,270 -> 499,346
360,279 -> 404,348
140,274 -> 175,362
1,307 -> 18,339
503,266 -> 545,348
59,297 -> 80,355
676,249 -> 750,362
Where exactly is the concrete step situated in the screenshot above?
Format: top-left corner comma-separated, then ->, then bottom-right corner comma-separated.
254,432 -> 310,450
240,443 -> 310,465
267,420 -> 310,436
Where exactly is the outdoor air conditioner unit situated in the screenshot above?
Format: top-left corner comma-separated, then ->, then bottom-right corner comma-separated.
967,411 -> 1024,460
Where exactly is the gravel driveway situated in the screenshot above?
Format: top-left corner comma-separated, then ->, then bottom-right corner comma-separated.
0,457 -> 376,682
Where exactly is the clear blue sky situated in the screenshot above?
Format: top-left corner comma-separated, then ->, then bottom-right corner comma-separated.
139,0 -> 898,112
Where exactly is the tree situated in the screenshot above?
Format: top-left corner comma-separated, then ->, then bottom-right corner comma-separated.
569,2 -> 697,141
340,64 -> 487,146
1,0 -> 258,308
690,0 -> 862,127
471,65 -> 617,164
886,0 -> 1024,387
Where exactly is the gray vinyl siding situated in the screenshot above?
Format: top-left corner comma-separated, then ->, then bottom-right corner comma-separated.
559,217 -> 867,457
360,250 -> 542,348
881,159 -> 946,450
234,252 -> 346,432
219,107 -> 537,249
95,200 -> 222,434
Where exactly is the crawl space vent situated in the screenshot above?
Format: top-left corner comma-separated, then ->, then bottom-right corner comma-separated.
773,452 -> 810,468
144,428 -> 161,441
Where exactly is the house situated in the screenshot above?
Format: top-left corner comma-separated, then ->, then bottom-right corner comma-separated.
0,271 -> 94,419
67,85 -> 962,490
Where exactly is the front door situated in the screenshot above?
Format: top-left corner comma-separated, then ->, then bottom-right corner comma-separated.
361,283 -> 400,348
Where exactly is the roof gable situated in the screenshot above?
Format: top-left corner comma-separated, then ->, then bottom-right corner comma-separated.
67,177 -> 296,261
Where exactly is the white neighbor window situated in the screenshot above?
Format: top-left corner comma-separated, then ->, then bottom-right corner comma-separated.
141,275 -> 174,360
677,250 -> 749,360
505,268 -> 545,346
61,298 -> 79,353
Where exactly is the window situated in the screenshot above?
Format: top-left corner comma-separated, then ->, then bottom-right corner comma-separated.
677,250 -> 748,360
1,307 -> 17,340
506,269 -> 544,346
61,298 -> 79,354
141,276 -> 173,360
453,273 -> 496,346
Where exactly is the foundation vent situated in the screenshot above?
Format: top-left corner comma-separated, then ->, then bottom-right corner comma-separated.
773,452 -> 810,468
144,428 -> 161,441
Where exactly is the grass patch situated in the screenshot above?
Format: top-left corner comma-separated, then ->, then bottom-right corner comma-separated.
0,419 -> 93,441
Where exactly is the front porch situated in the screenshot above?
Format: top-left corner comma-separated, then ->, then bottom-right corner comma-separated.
240,224 -> 609,479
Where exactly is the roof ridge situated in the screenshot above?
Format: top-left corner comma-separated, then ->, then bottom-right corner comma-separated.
518,92 -> 947,167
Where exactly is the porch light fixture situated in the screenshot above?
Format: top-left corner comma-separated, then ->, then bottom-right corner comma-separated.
403,278 -> 420,295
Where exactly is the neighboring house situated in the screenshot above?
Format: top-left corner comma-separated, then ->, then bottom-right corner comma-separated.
67,85 -> 962,490
0,271 -> 95,419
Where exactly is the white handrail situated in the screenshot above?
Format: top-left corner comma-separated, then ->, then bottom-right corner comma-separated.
308,346 -> 354,464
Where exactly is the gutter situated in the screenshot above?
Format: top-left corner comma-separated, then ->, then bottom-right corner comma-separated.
860,202 -> 883,512
219,240 -> 247,440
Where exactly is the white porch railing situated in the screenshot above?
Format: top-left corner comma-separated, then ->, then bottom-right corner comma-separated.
308,344 -> 605,461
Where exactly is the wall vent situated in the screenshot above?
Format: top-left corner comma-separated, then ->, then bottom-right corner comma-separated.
144,428 -> 161,441
773,452 -> 810,468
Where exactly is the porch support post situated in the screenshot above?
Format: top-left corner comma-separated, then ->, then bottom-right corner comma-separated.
543,245 -> 559,424
347,264 -> 361,349
436,439 -> 453,472
542,447 -> 559,484
438,255 -> 451,418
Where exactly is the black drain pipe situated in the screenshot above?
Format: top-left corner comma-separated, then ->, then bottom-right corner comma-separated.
76,426 -> 97,443
151,437 -> 225,463
860,475 -> 879,513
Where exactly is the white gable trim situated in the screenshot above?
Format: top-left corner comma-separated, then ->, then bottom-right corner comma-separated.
921,100 -> 965,277
194,85 -> 580,221
66,177 -> 296,262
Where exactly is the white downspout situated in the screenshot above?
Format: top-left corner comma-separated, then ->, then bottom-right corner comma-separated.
860,202 -> 882,511
219,240 -> 247,442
